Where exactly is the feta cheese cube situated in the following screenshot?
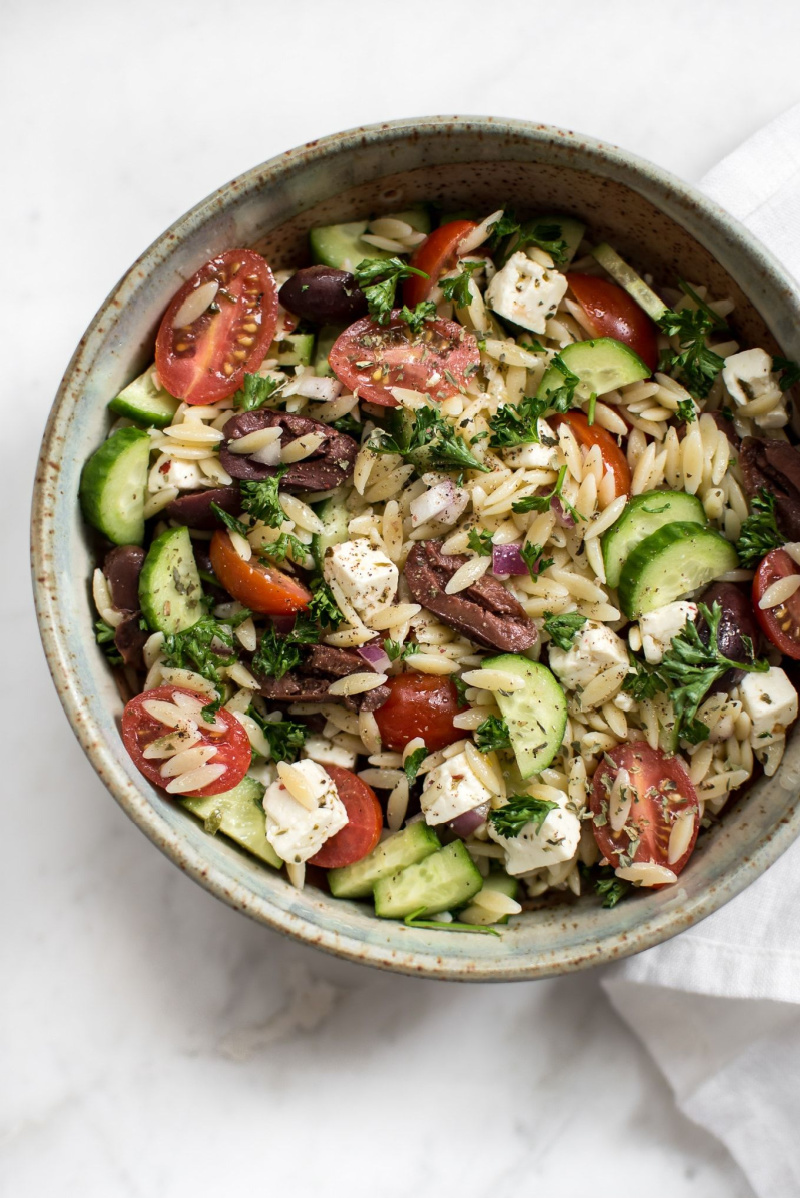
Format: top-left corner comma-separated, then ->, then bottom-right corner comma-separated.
421,751 -> 493,825
488,798 -> 581,875
485,251 -> 568,335
263,760 -> 349,864
638,601 -> 698,664
324,539 -> 399,622
739,667 -> 798,744
302,734 -> 358,771
548,620 -> 628,691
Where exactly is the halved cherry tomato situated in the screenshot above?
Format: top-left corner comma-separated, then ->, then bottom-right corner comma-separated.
567,274 -> 659,372
590,742 -> 700,877
209,530 -> 310,615
552,410 -> 632,498
403,220 -> 477,307
309,765 -> 383,868
373,674 -> 466,752
156,250 -> 278,405
121,685 -> 250,796
753,549 -> 800,659
329,312 -> 480,408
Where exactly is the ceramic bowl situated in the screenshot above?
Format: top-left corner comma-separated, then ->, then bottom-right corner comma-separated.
32,116 -> 800,980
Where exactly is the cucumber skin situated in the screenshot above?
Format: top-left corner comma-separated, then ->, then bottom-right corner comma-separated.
591,243 -> 668,322
602,490 -> 707,589
139,525 -> 203,634
618,522 -> 739,618
373,840 -> 482,919
311,493 -> 351,571
310,208 -> 431,270
182,776 -> 281,870
108,369 -> 180,429
329,822 -> 441,899
482,654 -> 567,780
79,426 -> 150,545
536,337 -> 650,401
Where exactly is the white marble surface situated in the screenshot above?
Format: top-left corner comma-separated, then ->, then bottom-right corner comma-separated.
5,0 -> 800,1192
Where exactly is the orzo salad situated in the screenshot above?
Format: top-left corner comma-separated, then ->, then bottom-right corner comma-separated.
80,205 -> 800,932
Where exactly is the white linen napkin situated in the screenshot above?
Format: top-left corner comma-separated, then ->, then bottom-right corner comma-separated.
602,103 -> 800,1198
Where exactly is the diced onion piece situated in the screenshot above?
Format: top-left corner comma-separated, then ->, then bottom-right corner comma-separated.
410,480 -> 456,527
358,642 -> 393,673
491,542 -> 528,576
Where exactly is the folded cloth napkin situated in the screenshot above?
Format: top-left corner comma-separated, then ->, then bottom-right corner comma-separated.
602,102 -> 800,1198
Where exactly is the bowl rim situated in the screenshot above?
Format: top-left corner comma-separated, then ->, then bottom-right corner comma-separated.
31,114 -> 800,981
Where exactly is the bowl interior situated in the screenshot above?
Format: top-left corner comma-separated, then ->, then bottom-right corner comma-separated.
33,118 -> 800,979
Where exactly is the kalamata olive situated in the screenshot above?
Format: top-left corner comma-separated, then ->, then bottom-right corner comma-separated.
103,545 -> 145,611
740,437 -> 800,540
220,410 -> 358,492
113,613 -> 149,669
698,581 -> 761,692
278,265 -> 368,323
165,485 -> 242,530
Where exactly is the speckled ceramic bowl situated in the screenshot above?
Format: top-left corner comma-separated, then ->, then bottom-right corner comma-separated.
32,116 -> 800,980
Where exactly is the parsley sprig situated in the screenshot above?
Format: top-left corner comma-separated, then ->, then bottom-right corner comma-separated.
489,795 -> 559,838
511,463 -> 580,523
520,542 -> 554,579
247,706 -> 307,763
375,406 -> 490,474
398,300 -> 437,334
233,373 -> 280,412
474,716 -> 511,754
657,306 -> 725,398
543,611 -> 587,650
161,610 -> 251,694
404,746 -> 429,784
240,467 -> 288,527
354,257 -> 428,325
488,212 -> 569,266
488,354 -> 579,449
736,488 -> 784,568
467,528 -> 494,556
439,259 -> 483,309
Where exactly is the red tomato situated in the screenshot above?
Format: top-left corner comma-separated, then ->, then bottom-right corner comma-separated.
552,410 -> 632,498
309,765 -> 383,869
209,530 -> 310,615
155,250 -> 278,405
329,312 -> 480,408
753,549 -> 800,659
403,220 -> 477,307
567,274 -> 659,372
590,742 -> 700,877
121,685 -> 250,796
373,674 -> 466,752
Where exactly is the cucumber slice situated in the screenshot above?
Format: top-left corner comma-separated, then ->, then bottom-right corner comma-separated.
139,525 -> 203,633
618,522 -> 739,618
309,207 -> 431,272
314,324 -> 346,377
481,655 -> 567,779
537,337 -> 651,402
311,492 -> 351,571
459,870 -> 520,926
273,332 -> 315,367
591,243 -> 668,322
108,367 -> 180,429
373,840 -> 482,919
79,426 -> 151,546
601,490 -> 707,589
535,214 -> 586,266
329,821 -> 441,899
182,776 -> 281,869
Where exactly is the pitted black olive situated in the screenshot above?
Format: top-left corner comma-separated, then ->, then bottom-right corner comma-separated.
278,266 -> 368,324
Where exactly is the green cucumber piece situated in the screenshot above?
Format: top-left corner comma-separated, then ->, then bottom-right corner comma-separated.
79,426 -> 151,545
314,324 -> 346,377
481,655 -> 567,779
601,490 -> 707,589
311,492 -> 351,571
108,367 -> 180,429
535,214 -> 586,266
139,525 -> 203,633
537,337 -> 651,402
273,332 -> 315,367
591,243 -> 668,322
374,840 -> 482,919
182,776 -> 281,869
618,522 -> 739,618
329,821 -> 441,899
309,207 -> 431,272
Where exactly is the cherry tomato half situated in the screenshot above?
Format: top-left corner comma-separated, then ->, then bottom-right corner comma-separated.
329,312 -> 480,408
155,250 -> 278,405
373,674 -> 466,752
308,765 -> 383,869
552,410 -> 632,498
403,220 -> 478,307
567,274 -> 659,372
590,742 -> 700,877
209,530 -> 310,615
122,685 -> 251,797
753,549 -> 800,659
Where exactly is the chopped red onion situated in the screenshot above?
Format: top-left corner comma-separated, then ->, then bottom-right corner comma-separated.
410,479 -> 456,527
552,496 -> 576,527
358,641 -> 392,673
492,542 -> 529,576
449,802 -> 490,838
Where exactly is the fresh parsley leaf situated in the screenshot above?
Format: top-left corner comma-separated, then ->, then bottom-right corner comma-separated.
404,746 -> 428,784
95,619 -> 123,666
488,355 -> 578,449
398,300 -> 437,335
474,715 -> 511,754
595,868 -> 631,909
305,577 -> 344,630
330,412 -> 364,437
438,259 -> 483,309
736,488 -> 784,567
657,306 -> 725,398
489,794 -> 559,838
250,627 -> 304,680
467,528 -> 494,556
258,532 -> 309,566
375,406 -> 490,474
520,542 -> 554,579
233,373 -> 280,411
488,211 -> 568,266
210,503 -> 250,539
676,398 -> 697,423
354,257 -> 428,325
773,355 -> 800,392
383,638 -> 419,662
540,353 -> 581,414
247,706 -> 307,763
511,463 -> 580,523
161,610 -> 250,692
453,676 -> 469,706
621,652 -> 662,701
403,908 -> 500,936
543,611 -> 587,650
239,467 -> 289,528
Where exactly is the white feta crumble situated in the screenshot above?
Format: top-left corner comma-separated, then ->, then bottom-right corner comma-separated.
739,667 -> 798,745
420,751 -> 493,825
638,601 -> 698,664
488,798 -> 581,876
324,539 -> 399,622
263,760 -> 348,864
548,620 -> 629,691
485,251 -> 568,335
302,734 -> 358,771
722,348 -> 788,430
